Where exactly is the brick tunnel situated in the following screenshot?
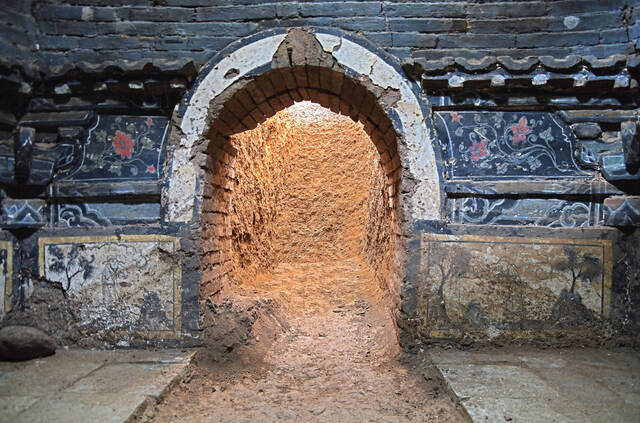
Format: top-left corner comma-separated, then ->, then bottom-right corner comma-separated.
199,66 -> 403,324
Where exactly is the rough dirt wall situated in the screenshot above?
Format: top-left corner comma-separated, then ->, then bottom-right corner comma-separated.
361,150 -> 400,320
228,101 -> 395,294
229,110 -> 296,283
273,103 -> 381,264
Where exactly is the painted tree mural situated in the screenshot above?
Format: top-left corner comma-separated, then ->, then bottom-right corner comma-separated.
555,247 -> 602,296
427,245 -> 471,325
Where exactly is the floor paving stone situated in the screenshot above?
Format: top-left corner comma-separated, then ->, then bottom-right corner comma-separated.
0,349 -> 194,423
431,347 -> 640,423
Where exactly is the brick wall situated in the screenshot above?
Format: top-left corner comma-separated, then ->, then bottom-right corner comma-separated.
0,0 -> 37,65
0,0 -> 631,73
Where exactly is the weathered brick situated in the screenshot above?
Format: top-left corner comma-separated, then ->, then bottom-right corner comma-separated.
275,2 -> 298,18
572,43 -> 634,58
34,5 -> 84,21
365,32 -> 393,47
195,5 -> 276,21
255,75 -> 277,97
1,25 -> 34,46
328,94 -> 340,114
389,18 -> 467,33
92,7 -> 118,21
383,2 -> 468,18
176,22 -> 259,37
547,0 -> 628,15
185,36 -> 236,51
334,17 -> 387,32
300,2 -> 380,18
516,31 -> 600,48
38,35 -> 79,50
392,33 -> 437,48
79,35 -> 148,50
468,2 -> 550,18
280,17 -> 334,29
277,92 -> 294,108
601,29 -> 631,45
438,34 -> 516,49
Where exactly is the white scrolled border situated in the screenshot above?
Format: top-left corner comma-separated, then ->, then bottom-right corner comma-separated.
166,32 -> 441,223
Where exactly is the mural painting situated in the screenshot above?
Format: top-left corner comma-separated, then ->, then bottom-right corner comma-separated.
59,115 -> 169,182
434,111 -> 592,179
38,235 -> 181,339
418,234 -> 612,339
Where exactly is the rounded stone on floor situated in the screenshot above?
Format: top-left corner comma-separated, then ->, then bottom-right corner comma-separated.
0,325 -> 56,361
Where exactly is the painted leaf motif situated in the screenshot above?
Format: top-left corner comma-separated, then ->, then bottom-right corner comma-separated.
540,127 -> 553,142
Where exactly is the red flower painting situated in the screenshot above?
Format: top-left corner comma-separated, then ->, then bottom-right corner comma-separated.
510,116 -> 530,144
147,118 -> 153,126
113,131 -> 134,159
469,140 -> 488,164
450,112 -> 462,123
147,165 -> 155,173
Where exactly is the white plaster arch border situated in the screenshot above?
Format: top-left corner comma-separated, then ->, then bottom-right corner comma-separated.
165,30 -> 442,224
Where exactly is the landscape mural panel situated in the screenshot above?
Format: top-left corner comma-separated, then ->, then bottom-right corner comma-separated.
39,235 -> 181,339
418,234 -> 612,339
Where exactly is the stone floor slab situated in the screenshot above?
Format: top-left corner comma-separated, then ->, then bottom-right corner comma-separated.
431,347 -> 640,423
0,349 -> 194,423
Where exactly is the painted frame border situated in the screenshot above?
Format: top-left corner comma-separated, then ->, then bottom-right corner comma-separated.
0,240 -> 13,316
421,233 -> 613,338
38,234 -> 182,339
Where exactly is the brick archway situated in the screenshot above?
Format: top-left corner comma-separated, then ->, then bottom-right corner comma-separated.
165,28 -> 443,321
207,65 -> 401,207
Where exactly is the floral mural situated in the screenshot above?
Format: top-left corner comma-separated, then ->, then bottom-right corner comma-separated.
434,111 -> 593,178
60,115 -> 168,181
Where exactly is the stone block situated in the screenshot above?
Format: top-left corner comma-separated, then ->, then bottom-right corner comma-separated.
603,196 -> 640,227
571,122 -> 602,139
1,199 -> 46,228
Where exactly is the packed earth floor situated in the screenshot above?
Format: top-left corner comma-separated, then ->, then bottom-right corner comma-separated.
140,259 -> 465,422
139,102 -> 465,421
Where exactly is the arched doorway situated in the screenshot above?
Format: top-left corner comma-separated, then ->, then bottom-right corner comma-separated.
165,28 -> 443,329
